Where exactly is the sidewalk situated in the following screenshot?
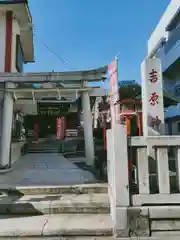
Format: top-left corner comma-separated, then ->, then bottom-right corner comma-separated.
0,153 -> 97,187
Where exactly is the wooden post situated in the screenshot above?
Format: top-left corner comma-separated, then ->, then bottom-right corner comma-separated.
102,113 -> 107,150
125,116 -> 131,136
137,111 -> 143,136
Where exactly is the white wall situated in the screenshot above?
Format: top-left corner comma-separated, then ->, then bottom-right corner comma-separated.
0,13 -> 21,73
148,0 -> 180,56
0,13 -> 6,139
0,12 -> 6,72
11,17 -> 20,72
14,101 -> 37,115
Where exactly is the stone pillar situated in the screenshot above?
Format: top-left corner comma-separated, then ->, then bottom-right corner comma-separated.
107,124 -> 130,237
141,58 -> 164,136
82,91 -> 95,166
0,91 -> 13,170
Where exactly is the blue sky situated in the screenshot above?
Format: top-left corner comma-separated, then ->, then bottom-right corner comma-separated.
25,0 -> 170,82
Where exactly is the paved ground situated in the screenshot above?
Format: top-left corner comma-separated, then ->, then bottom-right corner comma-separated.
0,153 -> 97,187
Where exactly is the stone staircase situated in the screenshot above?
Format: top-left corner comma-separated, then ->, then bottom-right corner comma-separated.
27,139 -> 61,154
0,183 -> 114,238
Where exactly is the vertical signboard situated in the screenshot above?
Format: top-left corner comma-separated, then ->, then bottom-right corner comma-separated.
60,117 -> 65,140
108,58 -> 120,128
56,117 -> 61,140
141,58 -> 164,136
34,120 -> 38,141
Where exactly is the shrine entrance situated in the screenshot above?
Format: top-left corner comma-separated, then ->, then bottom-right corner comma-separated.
38,115 -> 56,138
35,100 -> 70,138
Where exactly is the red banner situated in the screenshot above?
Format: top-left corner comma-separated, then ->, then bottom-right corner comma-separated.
34,120 -> 38,141
61,117 -> 65,139
56,117 -> 61,140
108,58 -> 120,128
56,117 -> 66,140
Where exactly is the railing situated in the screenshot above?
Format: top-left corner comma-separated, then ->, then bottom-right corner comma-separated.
130,136 -> 180,206
106,124 -> 180,236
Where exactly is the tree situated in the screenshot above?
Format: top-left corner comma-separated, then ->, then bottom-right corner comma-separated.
118,80 -> 179,107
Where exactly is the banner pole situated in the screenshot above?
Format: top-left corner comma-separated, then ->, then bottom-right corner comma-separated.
115,53 -> 120,124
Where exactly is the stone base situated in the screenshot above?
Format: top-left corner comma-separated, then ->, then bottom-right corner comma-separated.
0,168 -> 12,174
114,207 -> 129,238
128,207 -> 150,237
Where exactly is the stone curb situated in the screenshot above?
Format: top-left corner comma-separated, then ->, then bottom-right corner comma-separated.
0,213 -> 113,237
0,229 -> 113,238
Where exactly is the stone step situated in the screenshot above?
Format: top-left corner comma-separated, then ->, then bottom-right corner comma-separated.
1,183 -> 108,195
0,214 -> 113,237
0,237 -> 176,240
0,193 -> 109,215
0,236 -> 116,240
28,149 -> 60,153
0,238 -> 118,240
27,151 -> 60,154
0,238 -> 116,240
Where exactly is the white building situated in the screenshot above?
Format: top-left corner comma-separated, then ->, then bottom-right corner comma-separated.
148,0 -> 180,97
147,0 -> 180,134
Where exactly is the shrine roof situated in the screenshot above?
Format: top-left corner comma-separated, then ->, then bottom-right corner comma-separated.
117,98 -> 141,104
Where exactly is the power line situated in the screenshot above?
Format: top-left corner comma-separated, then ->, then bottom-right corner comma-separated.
33,27 -> 68,66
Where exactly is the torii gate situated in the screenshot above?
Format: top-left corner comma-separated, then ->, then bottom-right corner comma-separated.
0,68 -> 107,171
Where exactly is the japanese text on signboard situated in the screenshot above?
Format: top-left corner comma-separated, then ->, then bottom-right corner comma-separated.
148,69 -> 159,106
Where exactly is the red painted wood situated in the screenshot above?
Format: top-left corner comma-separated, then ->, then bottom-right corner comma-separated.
4,11 -> 13,72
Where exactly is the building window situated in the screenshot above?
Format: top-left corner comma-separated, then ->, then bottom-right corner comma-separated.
174,84 -> 180,96
16,35 -> 23,72
177,122 -> 180,132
